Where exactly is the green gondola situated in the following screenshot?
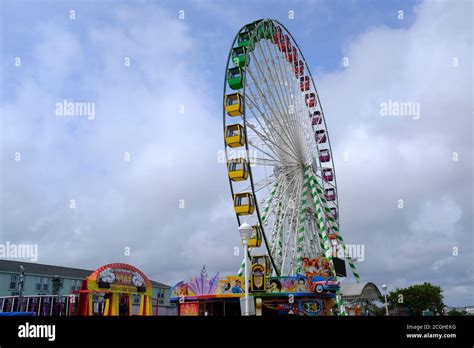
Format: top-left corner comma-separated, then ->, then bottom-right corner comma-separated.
256,21 -> 266,40
232,46 -> 248,68
245,19 -> 262,33
264,21 -> 275,39
237,31 -> 251,48
227,67 -> 243,90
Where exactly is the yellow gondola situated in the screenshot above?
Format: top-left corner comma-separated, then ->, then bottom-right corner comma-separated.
233,192 -> 255,215
224,93 -> 243,116
224,124 -> 245,148
248,225 -> 262,248
227,158 -> 249,181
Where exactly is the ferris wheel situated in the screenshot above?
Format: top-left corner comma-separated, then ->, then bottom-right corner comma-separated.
223,19 -> 360,281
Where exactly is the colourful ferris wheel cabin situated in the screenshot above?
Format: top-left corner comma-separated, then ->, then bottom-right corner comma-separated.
224,93 -> 243,116
248,225 -> 263,248
237,31 -> 251,48
233,192 -> 255,215
232,46 -> 248,68
227,158 -> 249,181
227,67 -> 243,90
224,124 -> 245,148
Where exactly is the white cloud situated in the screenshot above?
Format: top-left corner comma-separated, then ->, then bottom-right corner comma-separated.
318,0 -> 472,305
1,5 -> 238,284
409,197 -> 462,238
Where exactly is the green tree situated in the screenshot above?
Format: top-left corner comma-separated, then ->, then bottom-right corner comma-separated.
447,308 -> 467,316
371,304 -> 386,316
52,276 -> 62,295
386,283 -> 444,316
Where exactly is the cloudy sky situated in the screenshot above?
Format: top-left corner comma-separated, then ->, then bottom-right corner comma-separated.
0,0 -> 472,306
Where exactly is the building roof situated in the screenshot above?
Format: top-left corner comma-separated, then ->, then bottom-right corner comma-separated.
0,259 -> 170,288
341,282 -> 382,301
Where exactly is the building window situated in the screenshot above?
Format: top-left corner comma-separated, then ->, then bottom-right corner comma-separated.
36,277 -> 48,292
9,275 -> 18,290
70,279 -> 81,292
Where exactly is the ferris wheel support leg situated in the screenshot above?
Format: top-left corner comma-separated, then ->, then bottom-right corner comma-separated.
294,170 -> 310,274
307,170 -> 346,315
237,259 -> 245,277
306,171 -> 330,258
309,173 -> 361,283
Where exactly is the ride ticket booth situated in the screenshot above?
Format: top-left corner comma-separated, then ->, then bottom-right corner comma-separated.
73,263 -> 153,316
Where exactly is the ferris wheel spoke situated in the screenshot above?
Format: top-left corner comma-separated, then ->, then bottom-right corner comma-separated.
266,174 -> 299,253
278,52 -> 311,164
247,140 -> 281,163
257,45 -> 297,162
247,68 -> 304,163
248,47 -> 291,131
277,173 -> 302,274
264,173 -> 298,226
253,157 -> 284,166
246,135 -> 278,158
242,175 -> 277,194
248,45 -> 300,149
246,102 -> 282,157
246,121 -> 300,162
245,91 -> 299,162
246,69 -> 301,158
263,38 -> 304,154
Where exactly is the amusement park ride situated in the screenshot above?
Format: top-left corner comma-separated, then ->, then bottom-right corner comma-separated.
170,19 -> 361,316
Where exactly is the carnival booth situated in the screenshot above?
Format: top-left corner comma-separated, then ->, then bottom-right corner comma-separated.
73,263 -> 152,316
171,258 -> 341,316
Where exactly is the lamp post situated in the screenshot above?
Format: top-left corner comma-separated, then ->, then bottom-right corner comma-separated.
18,265 -> 25,312
382,284 -> 389,316
239,222 -> 252,316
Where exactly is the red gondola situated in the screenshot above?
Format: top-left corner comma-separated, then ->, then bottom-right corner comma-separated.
294,60 -> 304,77
273,26 -> 282,44
322,168 -> 333,182
300,76 -> 310,91
311,111 -> 322,125
287,47 -> 298,63
315,130 -> 326,144
325,188 -> 336,201
319,149 -> 330,162
284,40 -> 293,60
279,35 -> 290,52
305,93 -> 316,108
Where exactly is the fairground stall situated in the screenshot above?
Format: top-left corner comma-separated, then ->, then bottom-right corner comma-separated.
73,263 -> 153,316
171,259 -> 341,316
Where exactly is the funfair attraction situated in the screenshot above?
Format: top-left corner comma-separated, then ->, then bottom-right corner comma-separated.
170,19 -> 361,316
